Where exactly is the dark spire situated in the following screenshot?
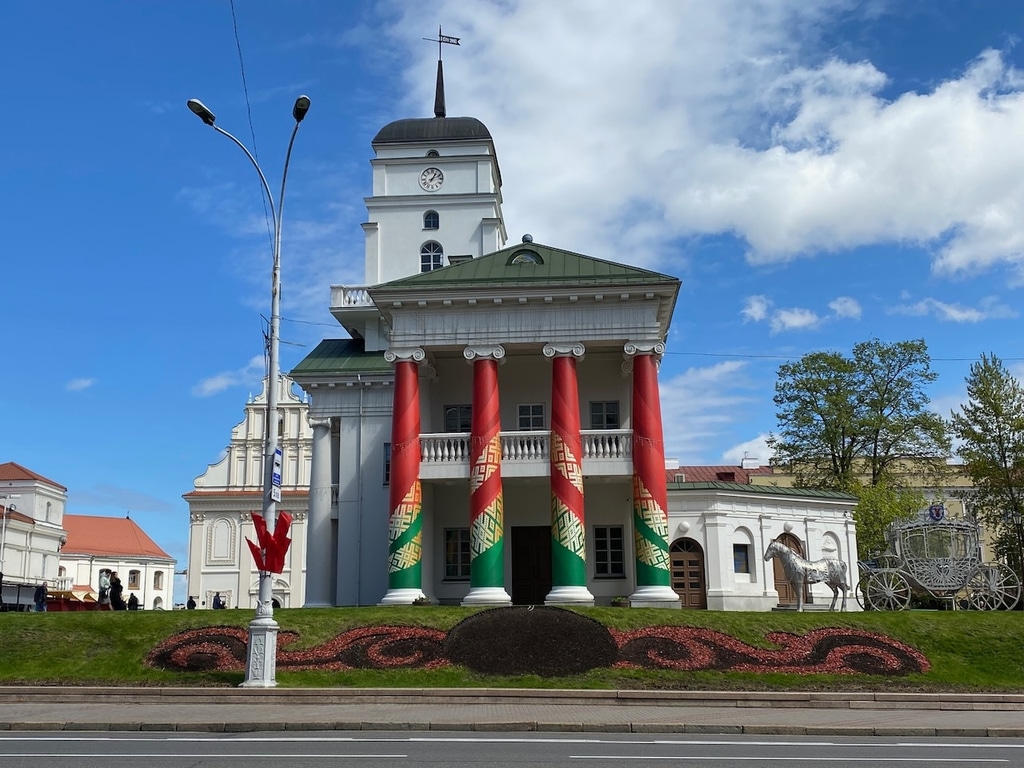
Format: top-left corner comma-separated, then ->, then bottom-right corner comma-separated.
422,26 -> 460,120
434,59 -> 446,118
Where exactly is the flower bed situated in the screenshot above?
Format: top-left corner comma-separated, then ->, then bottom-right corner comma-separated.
146,607 -> 929,677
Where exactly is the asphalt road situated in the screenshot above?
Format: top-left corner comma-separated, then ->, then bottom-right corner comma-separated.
2,731 -> 1024,767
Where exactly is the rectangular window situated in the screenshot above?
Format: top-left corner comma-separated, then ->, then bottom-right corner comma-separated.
518,403 -> 545,431
594,525 -> 625,578
153,571 -> 164,590
128,570 -> 141,590
444,528 -> 471,580
733,543 -> 750,574
383,443 -> 392,486
589,401 -> 620,430
443,405 -> 472,433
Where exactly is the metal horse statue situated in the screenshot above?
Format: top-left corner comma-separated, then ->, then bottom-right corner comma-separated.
764,539 -> 849,612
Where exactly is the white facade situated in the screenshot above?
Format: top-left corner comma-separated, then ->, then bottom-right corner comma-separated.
665,484 -> 859,611
184,374 -> 310,610
289,93 -> 859,610
0,463 -> 68,609
58,542 -> 175,611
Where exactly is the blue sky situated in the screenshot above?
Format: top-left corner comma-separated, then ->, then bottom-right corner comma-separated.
4,1 -> 1024,602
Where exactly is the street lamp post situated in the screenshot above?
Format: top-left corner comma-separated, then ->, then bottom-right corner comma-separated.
187,95 -> 310,687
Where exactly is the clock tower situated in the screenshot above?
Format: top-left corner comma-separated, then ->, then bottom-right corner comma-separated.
362,58 -> 507,287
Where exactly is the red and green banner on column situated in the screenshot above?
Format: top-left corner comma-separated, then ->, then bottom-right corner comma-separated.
631,353 -> 672,588
550,355 -> 587,587
469,358 -> 505,588
387,360 -> 423,590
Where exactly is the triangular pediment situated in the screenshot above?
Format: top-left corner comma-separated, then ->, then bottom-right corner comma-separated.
371,241 -> 678,295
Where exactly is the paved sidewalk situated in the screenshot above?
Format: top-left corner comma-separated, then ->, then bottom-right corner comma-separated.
1,688 -> 1023,737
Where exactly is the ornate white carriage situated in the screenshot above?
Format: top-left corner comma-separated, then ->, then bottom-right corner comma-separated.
856,518 -> 1021,611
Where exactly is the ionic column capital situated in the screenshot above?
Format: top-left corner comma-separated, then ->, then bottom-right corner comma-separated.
464,344 -> 505,362
307,416 -> 332,431
622,341 -> 665,373
623,340 -> 665,358
543,342 -> 586,360
384,347 -> 426,364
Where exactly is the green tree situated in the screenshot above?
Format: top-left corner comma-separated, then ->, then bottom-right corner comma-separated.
950,354 -> 1024,574
851,480 -> 926,560
769,338 -> 950,489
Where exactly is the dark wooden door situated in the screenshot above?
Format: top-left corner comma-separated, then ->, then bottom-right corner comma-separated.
772,532 -> 811,606
511,526 -> 552,605
670,539 -> 707,609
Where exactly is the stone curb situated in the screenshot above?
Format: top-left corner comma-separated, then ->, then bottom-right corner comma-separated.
2,721 -> 1023,737
1,687 -> 1022,709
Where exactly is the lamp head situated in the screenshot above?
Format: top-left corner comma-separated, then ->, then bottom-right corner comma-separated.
187,99 -> 216,126
293,95 -> 311,123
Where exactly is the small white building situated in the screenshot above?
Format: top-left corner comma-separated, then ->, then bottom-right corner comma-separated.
665,475 -> 858,610
0,462 -> 68,610
183,375 -> 311,610
59,514 -> 176,610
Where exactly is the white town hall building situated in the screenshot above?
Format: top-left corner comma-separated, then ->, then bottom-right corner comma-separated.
284,65 -> 859,611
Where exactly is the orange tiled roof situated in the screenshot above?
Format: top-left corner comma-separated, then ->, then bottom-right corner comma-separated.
666,465 -> 774,484
0,461 -> 67,491
62,514 -> 172,559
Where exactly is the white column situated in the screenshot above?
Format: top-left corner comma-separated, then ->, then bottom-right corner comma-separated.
303,417 -> 334,606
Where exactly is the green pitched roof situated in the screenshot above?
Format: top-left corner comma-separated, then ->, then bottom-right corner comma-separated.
666,481 -> 858,501
372,241 -> 679,294
290,339 -> 390,377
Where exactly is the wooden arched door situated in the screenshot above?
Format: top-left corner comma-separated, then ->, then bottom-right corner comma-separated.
670,538 -> 707,609
771,532 -> 811,607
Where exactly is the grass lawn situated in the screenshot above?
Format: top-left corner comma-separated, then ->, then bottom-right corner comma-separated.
2,606 -> 1022,692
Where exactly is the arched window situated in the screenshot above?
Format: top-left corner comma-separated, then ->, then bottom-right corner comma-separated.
426,149 -> 440,157
423,210 -> 439,230
420,241 -> 444,272
128,569 -> 141,589
153,570 -> 164,590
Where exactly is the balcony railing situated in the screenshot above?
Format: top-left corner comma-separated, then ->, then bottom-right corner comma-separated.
330,284 -> 374,308
420,429 -> 632,465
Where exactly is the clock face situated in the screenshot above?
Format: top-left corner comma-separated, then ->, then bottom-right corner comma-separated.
419,167 -> 444,192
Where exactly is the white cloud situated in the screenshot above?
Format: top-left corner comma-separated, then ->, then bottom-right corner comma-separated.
381,3 -> 1024,278
888,296 -> 1017,323
192,356 -> 265,398
658,360 -> 755,462
741,295 -> 771,322
743,294 -> 856,333
770,307 -> 820,333
721,433 -> 774,467
828,296 -> 861,320
66,378 -> 96,392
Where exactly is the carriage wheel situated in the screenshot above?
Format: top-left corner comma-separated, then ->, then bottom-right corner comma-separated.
964,564 -> 1022,611
857,570 -> 912,611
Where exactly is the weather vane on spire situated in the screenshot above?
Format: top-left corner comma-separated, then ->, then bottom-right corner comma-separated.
423,26 -> 461,118
423,25 -> 461,61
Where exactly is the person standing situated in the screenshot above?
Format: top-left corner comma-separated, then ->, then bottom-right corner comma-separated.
212,592 -> 225,610
33,581 -> 47,612
186,596 -> 197,610
109,572 -> 126,611
98,570 -> 111,609
127,593 -> 139,611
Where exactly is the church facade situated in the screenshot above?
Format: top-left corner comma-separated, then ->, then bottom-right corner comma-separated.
289,68 -> 860,610
183,375 -> 311,610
